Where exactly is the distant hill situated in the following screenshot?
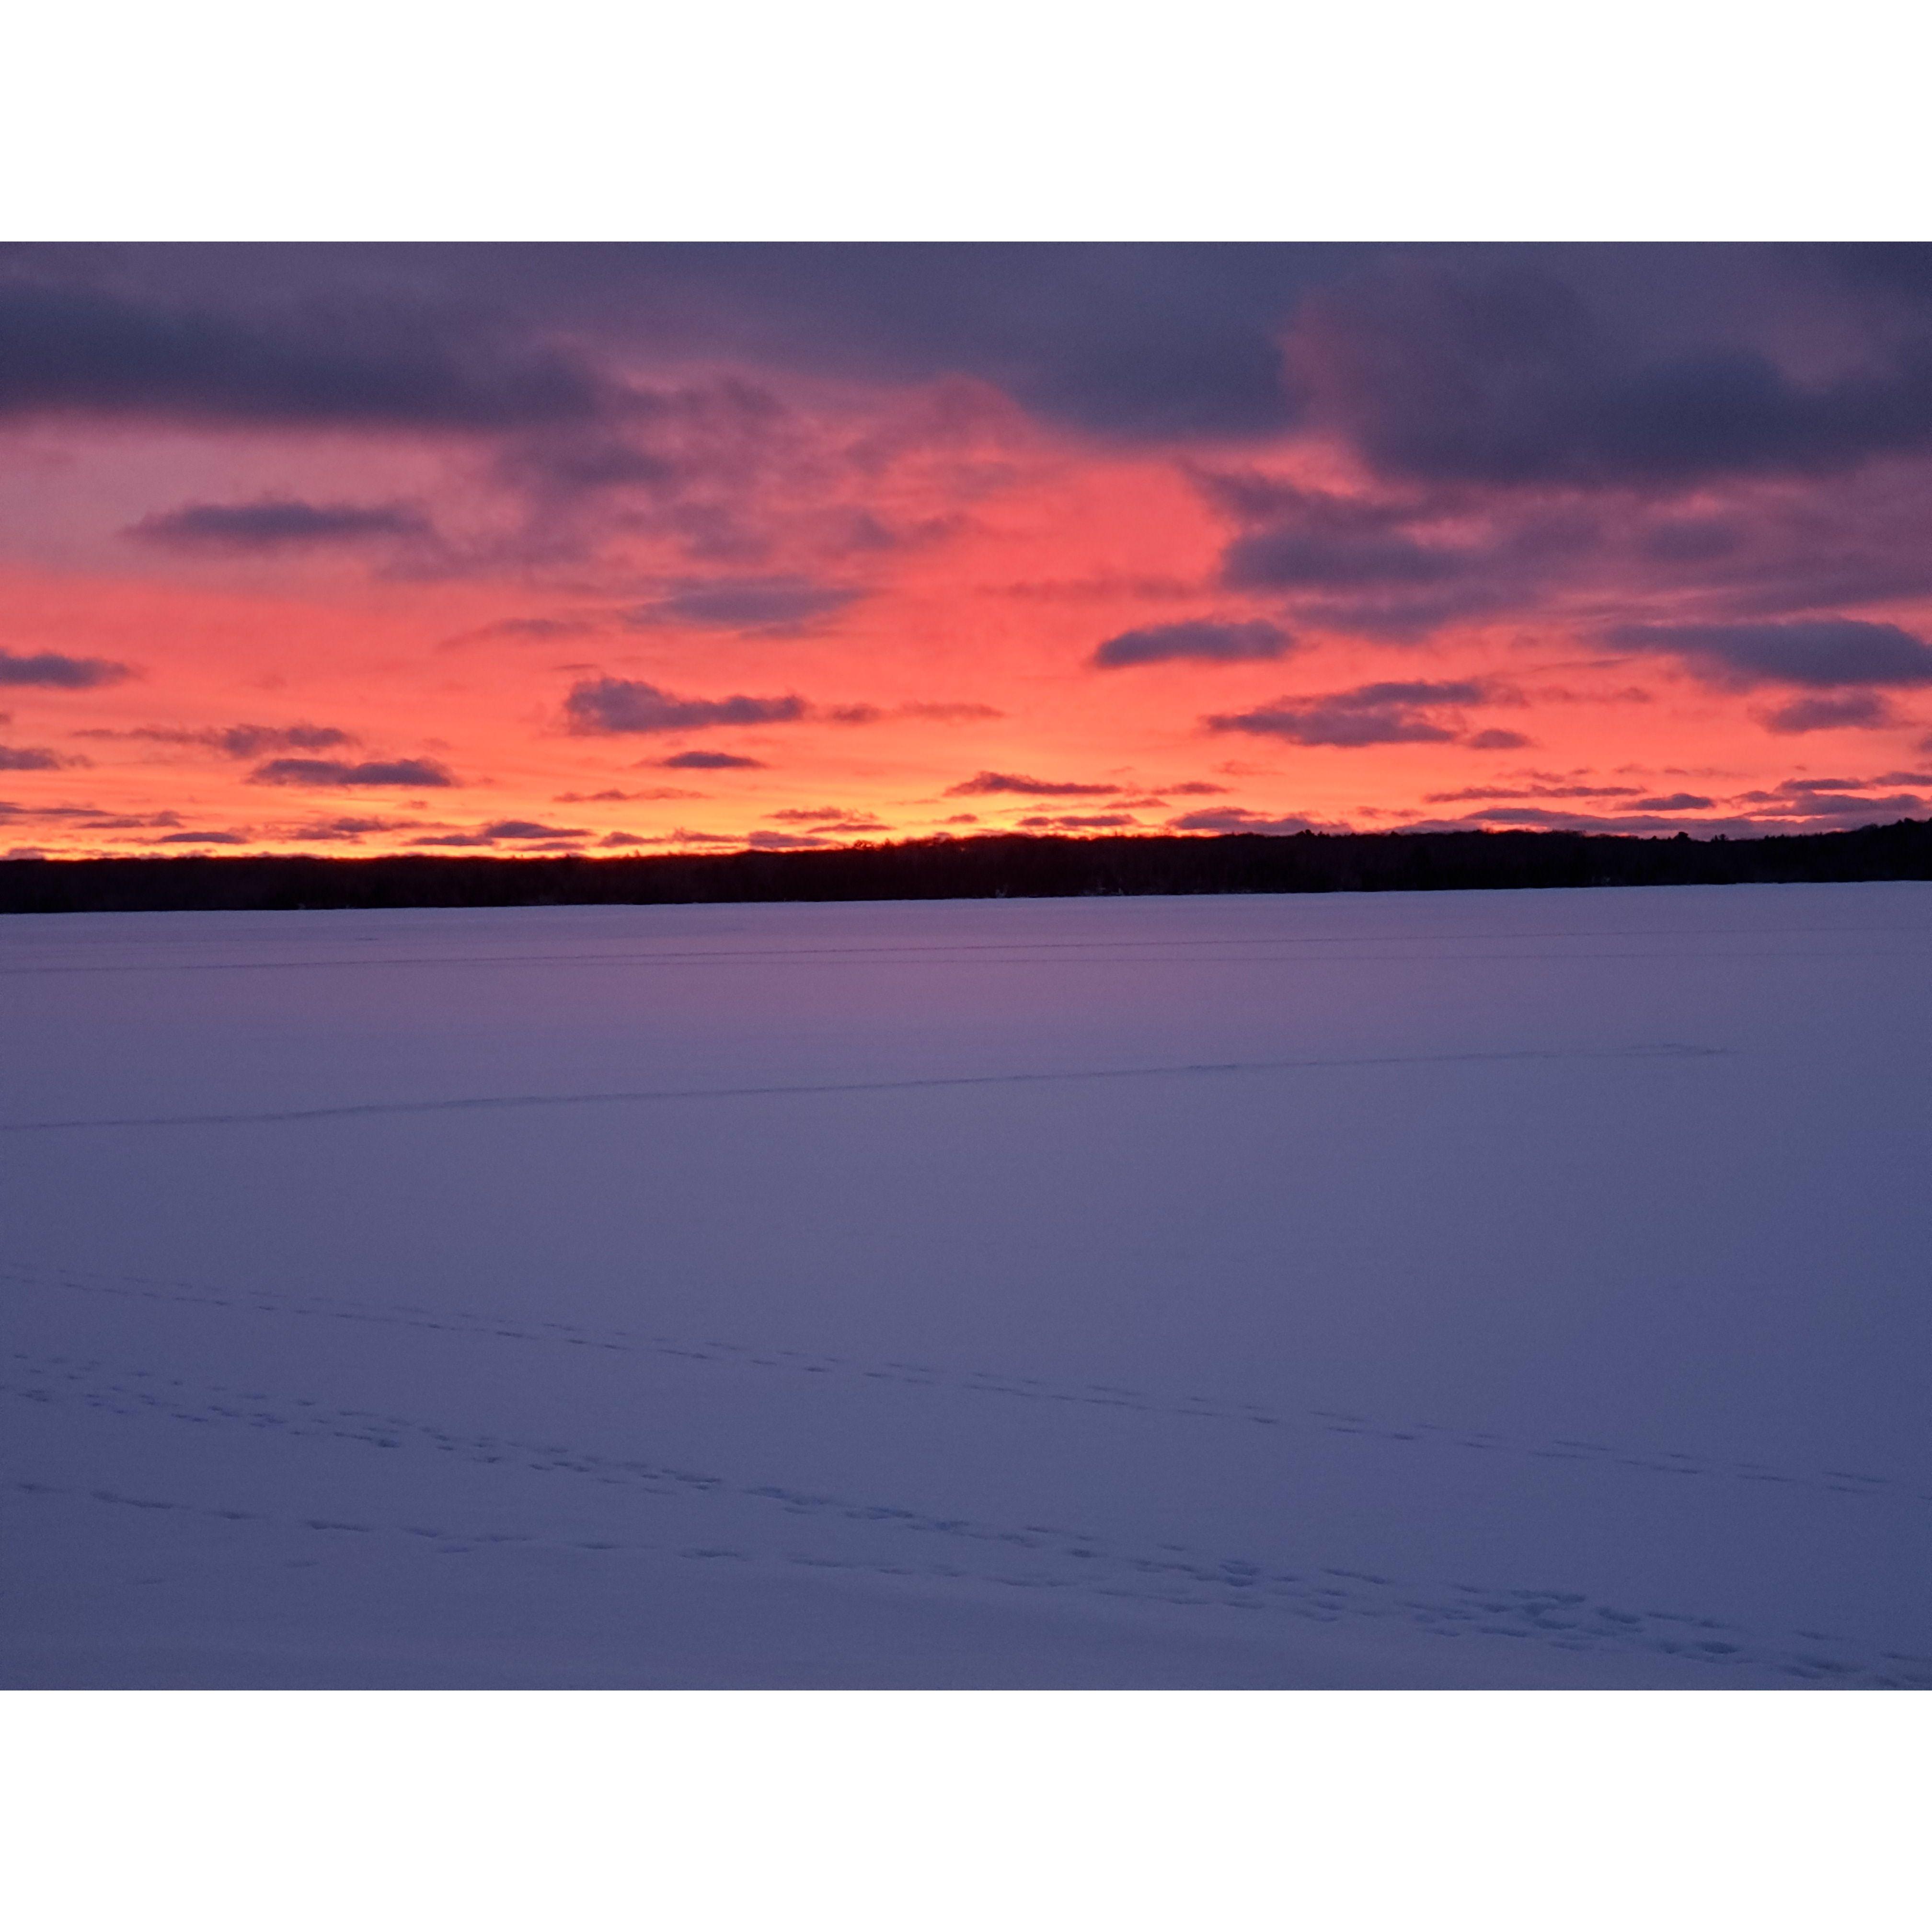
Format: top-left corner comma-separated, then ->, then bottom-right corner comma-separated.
4,821 -> 1932,915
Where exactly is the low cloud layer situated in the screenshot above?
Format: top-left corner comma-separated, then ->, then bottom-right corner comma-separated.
1092,618 -> 1291,670
945,771 -> 1122,797
654,749 -> 766,770
565,678 -> 806,736
414,818 -> 586,846
1168,806 -> 1321,835
1206,680 -> 1507,748
1014,812 -> 1140,830
247,757 -> 456,788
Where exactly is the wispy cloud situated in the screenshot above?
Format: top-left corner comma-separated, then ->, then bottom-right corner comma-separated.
79,722 -> 356,759
126,498 -> 433,552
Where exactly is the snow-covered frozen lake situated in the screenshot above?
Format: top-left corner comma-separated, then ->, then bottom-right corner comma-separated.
4,883 -> 1928,1687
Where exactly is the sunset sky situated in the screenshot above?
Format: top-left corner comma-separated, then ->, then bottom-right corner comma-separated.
6,241 -> 1932,857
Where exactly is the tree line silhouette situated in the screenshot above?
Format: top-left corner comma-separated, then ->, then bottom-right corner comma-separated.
4,821 -> 1931,916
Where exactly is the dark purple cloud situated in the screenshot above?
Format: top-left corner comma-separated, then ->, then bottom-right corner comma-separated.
414,819 -> 587,847
564,243 -> 1333,438
475,819 -> 585,840
1635,517 -> 1749,564
1092,618 -> 1292,669
0,802 -> 182,827
247,757 -> 456,788
127,498 -> 432,550
1759,691 -> 1900,734
1422,806 -> 1687,830
285,816 -> 413,841
1621,486 -> 1932,621
1289,255 -> 1932,489
1731,782 -> 1930,820
619,576 -> 865,632
1187,470 -> 1391,526
1787,771 -> 1930,790
0,244 -> 1352,441
497,433 -> 683,498
565,678 -> 806,735
655,749 -> 766,770
16,243 -> 1932,470
1168,806 -> 1321,834
768,807 -> 889,830
0,262 -> 611,430
0,743 -> 81,770
1196,472 -> 1595,642
746,829 -> 828,850
1205,680 -> 1495,748
1221,527 -> 1463,592
0,648 -> 136,688
214,722 -> 357,758
1610,618 -> 1932,689
80,722 -> 356,758
1207,472 -> 1932,651
944,770 -> 1122,797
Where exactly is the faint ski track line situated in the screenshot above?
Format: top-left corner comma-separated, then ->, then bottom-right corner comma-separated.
0,1041 -> 1727,1134
0,917 -> 1924,978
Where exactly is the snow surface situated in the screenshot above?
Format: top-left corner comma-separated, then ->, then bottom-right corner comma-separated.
4,883 -> 1928,1688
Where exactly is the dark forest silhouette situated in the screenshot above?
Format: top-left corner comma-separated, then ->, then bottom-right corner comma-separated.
5,821 -> 1932,915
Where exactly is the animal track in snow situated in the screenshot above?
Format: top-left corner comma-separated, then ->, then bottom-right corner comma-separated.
8,1258 -> 1928,1517
6,1341 -> 1924,1690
